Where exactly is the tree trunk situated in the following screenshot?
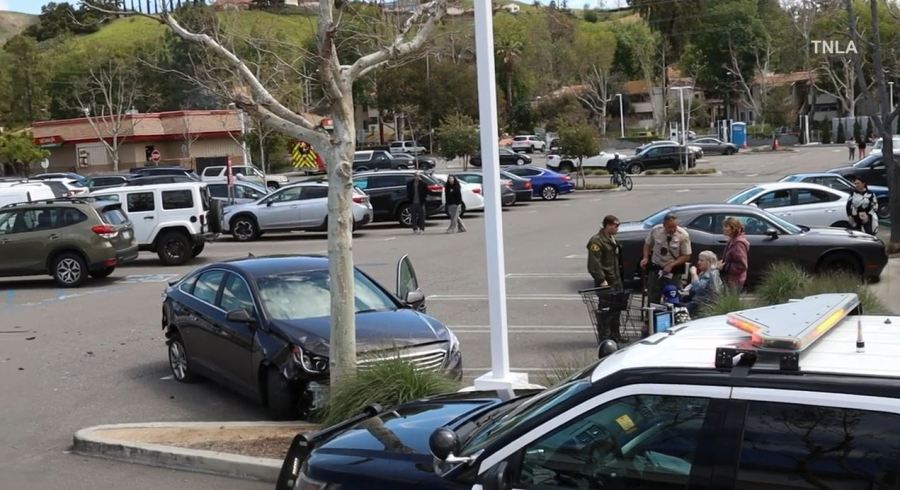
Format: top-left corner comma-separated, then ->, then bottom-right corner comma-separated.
327,86 -> 358,387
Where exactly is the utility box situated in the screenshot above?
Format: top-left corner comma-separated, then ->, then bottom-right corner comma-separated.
731,122 -> 747,148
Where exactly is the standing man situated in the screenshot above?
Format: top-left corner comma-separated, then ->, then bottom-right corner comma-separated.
640,213 -> 692,304
587,215 -> 625,342
406,173 -> 428,234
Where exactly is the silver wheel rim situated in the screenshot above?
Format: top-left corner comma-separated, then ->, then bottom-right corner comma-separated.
401,208 -> 411,226
542,187 -> 556,199
56,258 -> 82,284
234,220 -> 254,240
169,341 -> 187,380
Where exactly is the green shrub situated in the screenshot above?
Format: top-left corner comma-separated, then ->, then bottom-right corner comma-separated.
686,169 -> 699,175
697,289 -> 758,318
645,170 -> 659,175
796,272 -> 890,314
660,169 -> 675,175
756,263 -> 811,305
585,183 -> 617,190
697,168 -> 717,174
540,350 -> 598,387
320,358 -> 460,425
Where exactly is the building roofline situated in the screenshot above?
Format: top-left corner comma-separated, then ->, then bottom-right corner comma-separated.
32,110 -> 239,128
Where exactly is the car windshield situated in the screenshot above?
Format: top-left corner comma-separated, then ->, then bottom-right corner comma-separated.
726,186 -> 763,204
642,208 -> 672,227
461,379 -> 591,456
257,269 -> 397,321
853,155 -> 881,168
757,209 -> 802,234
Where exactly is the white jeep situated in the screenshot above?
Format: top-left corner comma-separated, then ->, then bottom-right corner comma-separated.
90,182 -> 222,265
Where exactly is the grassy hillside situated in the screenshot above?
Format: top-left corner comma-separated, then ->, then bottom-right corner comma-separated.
0,11 -> 37,43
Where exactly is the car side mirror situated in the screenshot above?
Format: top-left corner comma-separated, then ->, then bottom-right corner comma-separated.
226,309 -> 255,325
406,289 -> 425,306
480,461 -> 510,490
429,427 -> 460,461
766,228 -> 779,238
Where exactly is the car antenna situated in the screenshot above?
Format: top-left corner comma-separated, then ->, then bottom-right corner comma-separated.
856,316 -> 865,353
248,252 -> 255,258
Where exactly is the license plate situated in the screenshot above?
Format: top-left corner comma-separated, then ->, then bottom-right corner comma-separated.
122,230 -> 131,240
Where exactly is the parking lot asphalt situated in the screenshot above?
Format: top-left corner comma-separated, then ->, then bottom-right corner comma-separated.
0,145 -> 882,489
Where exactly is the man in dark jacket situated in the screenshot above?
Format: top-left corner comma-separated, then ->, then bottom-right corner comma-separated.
587,215 -> 625,342
406,173 -> 429,234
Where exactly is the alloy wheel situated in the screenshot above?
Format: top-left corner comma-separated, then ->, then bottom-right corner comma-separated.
56,258 -> 83,285
169,341 -> 188,381
233,219 -> 256,241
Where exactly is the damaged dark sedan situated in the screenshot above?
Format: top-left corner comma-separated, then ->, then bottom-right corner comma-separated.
161,255 -> 462,419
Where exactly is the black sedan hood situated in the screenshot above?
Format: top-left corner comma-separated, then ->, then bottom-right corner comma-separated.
269,309 -> 449,355
802,225 -> 882,241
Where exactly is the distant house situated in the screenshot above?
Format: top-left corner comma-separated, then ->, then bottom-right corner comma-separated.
502,3 -> 521,14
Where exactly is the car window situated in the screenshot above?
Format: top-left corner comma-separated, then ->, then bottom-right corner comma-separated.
207,185 -> 228,198
0,210 -> 19,234
727,187 -> 764,204
193,270 -> 225,305
270,186 -> 304,202
236,185 -> 265,200
93,177 -> 125,187
299,186 -> 328,200
369,175 -> 408,188
390,142 -> 402,148
374,152 -> 390,162
353,152 -> 371,162
821,177 -> 853,192
257,269 -> 396,321
127,192 -> 155,212
219,273 -> 255,313
795,189 -> 839,205
735,401 -> 900,489
457,174 -> 482,184
101,207 -> 128,225
688,214 -> 719,234
514,395 -> 712,489
514,136 -> 527,141
179,274 -> 199,294
732,214 -> 775,235
755,190 -> 791,209
57,208 -> 87,227
646,148 -> 661,157
162,190 -> 194,210
352,177 -> 369,190
202,167 -> 220,177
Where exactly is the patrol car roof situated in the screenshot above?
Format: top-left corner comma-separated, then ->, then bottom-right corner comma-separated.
591,313 -> 900,382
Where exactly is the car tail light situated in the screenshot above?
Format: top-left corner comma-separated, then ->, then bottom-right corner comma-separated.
562,175 -> 572,181
524,182 -> 532,189
472,186 -> 481,194
91,224 -> 118,239
352,195 -> 367,204
427,184 -> 443,193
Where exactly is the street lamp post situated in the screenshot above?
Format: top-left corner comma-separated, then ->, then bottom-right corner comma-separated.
615,93 -> 624,139
670,87 -> 690,172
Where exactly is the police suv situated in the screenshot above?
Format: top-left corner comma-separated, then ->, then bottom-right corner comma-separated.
278,293 -> 900,490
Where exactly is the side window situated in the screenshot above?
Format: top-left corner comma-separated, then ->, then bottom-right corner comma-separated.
162,190 -> 194,210
688,214 -> 720,234
733,215 -> 773,235
298,186 -> 328,200
735,401 -> 900,489
98,194 -> 120,202
237,185 -> 264,200
755,190 -> 791,209
219,273 -> 255,313
179,274 -> 199,294
353,178 -> 369,190
370,175 -> 407,188
515,395 -> 712,489
192,270 -> 225,305
0,210 -> 19,234
270,187 -> 304,202
207,185 -> 227,198
795,189 -> 839,205
872,159 -> 885,169
127,192 -> 155,213
59,208 -> 87,227
647,148 -> 661,157
202,167 -> 220,177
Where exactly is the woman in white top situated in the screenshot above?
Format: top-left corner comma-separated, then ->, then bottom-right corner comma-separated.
846,177 -> 878,235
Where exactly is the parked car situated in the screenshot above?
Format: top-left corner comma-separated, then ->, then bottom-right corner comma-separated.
33,172 -> 90,187
352,150 -> 424,172
222,182 -> 373,242
871,136 -> 900,155
614,204 -> 888,287
826,153 -> 897,187
207,182 -> 269,205
125,175 -> 198,186
779,173 -> 891,219
451,171 -> 518,207
469,148 -> 532,167
503,166 -> 574,200
162,254 -> 462,419
200,165 -> 290,191
89,182 -> 221,265
40,177 -> 89,197
636,140 -> 704,160
690,137 -> 739,155
352,170 -> 444,226
0,198 -> 137,287
390,152 -> 437,170
0,181 -> 56,206
277,294 -> 900,490
511,135 -> 546,153
85,174 -> 129,191
623,145 -> 696,174
388,140 -> 427,156
546,151 -> 620,173
129,166 -> 201,181
725,182 -> 851,228
432,173 -> 485,216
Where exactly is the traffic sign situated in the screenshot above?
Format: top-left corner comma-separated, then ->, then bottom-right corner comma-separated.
40,159 -> 49,170
150,149 -> 161,163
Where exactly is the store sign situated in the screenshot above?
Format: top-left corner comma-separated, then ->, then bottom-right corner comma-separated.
35,135 -> 65,148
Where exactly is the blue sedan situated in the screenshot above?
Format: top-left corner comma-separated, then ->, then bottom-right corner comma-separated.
504,166 -> 575,200
779,172 -> 890,219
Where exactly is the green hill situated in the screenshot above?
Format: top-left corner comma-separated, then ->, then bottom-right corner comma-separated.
0,11 -> 37,43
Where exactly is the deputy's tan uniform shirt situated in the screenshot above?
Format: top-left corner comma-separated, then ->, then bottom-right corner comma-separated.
645,225 -> 692,273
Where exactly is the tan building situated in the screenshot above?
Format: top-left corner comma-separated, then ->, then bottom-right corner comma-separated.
31,110 -> 246,174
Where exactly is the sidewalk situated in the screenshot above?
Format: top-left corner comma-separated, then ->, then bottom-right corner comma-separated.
871,255 -> 899,314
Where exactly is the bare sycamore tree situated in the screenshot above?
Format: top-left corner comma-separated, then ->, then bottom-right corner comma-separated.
813,57 -> 874,117
576,66 -> 617,136
727,38 -> 774,126
846,0 -> 900,250
75,60 -> 140,172
180,113 -> 202,165
782,0 -> 827,118
573,24 -> 617,136
87,0 -> 450,388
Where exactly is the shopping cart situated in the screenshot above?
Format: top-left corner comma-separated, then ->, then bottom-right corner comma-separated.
578,286 -> 648,345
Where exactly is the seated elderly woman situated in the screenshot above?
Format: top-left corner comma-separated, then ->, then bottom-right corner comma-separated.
682,250 -> 723,315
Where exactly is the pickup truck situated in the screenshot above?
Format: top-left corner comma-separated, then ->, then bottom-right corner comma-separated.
352,150 -> 435,172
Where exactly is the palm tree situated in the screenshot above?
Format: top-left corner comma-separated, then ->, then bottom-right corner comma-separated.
495,39 -> 523,116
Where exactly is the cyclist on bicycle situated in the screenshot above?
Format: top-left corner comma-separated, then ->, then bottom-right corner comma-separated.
609,153 -> 627,183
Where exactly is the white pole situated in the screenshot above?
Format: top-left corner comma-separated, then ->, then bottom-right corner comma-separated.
472,0 -> 526,391
804,115 -> 810,145
616,93 -> 624,139
671,87 -> 689,172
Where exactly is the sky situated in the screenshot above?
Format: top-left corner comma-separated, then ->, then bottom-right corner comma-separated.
2,0 -> 627,15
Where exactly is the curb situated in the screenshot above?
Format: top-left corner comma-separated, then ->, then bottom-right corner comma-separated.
73,422 -> 307,483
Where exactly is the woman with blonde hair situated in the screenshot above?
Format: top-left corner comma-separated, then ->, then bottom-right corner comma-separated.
682,250 -> 723,315
720,217 -> 750,291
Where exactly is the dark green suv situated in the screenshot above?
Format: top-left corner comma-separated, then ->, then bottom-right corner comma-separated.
0,198 -> 138,287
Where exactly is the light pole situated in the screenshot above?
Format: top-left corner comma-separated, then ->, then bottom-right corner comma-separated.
890,81 -> 895,135
615,93 -> 624,139
670,87 -> 690,172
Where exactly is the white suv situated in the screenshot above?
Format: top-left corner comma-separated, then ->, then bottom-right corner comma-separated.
511,134 -> 546,153
389,140 -> 426,155
90,183 -> 221,265
200,165 -> 289,191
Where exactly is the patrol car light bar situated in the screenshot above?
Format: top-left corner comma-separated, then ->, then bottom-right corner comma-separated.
725,293 -> 860,352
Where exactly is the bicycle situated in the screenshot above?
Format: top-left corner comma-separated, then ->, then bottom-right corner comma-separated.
609,169 -> 633,191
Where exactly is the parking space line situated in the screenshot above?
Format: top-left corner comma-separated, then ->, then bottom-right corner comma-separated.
564,254 -> 587,259
427,294 -> 582,301
451,324 -> 590,330
506,273 -> 586,278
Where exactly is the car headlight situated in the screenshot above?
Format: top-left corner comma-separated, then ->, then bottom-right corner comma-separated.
291,345 -> 329,373
295,469 -> 329,490
447,330 -> 460,357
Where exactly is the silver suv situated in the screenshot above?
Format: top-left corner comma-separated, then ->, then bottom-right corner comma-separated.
222,182 -> 373,242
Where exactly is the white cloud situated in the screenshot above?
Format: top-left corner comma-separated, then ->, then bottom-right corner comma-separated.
0,0 -> 10,12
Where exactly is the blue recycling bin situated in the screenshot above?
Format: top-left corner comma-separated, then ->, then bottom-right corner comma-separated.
731,122 -> 747,148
